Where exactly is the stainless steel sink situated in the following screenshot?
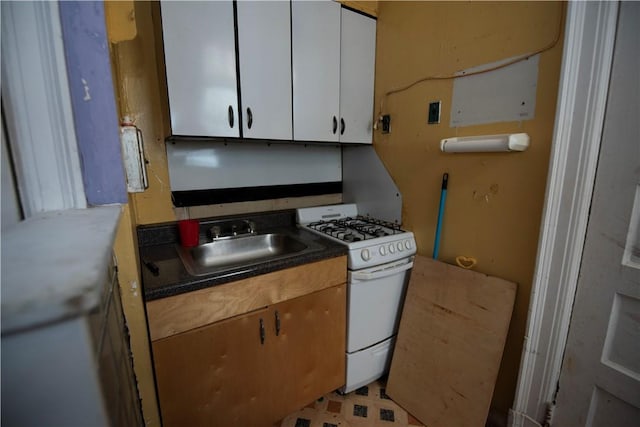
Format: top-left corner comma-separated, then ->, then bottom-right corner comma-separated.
177,233 -> 308,276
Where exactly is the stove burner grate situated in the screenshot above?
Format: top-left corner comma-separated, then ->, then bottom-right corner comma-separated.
306,216 -> 404,242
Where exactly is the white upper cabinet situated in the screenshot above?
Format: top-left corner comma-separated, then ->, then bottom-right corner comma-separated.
340,8 -> 376,144
161,1 -> 376,143
160,1 -> 239,138
292,1 -> 341,142
237,2 -> 292,140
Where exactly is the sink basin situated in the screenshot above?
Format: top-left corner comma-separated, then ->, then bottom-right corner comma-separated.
177,233 -> 308,276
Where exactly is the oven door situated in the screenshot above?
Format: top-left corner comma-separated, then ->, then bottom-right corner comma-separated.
346,257 -> 413,353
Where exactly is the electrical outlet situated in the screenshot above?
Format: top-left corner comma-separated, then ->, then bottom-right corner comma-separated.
428,101 -> 441,124
382,115 -> 391,133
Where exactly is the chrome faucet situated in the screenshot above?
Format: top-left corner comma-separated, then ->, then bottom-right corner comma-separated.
208,220 -> 257,241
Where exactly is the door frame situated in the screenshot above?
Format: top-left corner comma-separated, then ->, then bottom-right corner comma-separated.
509,2 -> 619,426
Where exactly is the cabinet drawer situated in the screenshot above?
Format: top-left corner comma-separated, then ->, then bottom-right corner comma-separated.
345,337 -> 395,394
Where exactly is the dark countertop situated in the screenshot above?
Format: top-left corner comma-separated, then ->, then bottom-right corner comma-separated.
138,210 -> 347,301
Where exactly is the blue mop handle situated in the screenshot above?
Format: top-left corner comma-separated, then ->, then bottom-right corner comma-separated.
433,173 -> 449,259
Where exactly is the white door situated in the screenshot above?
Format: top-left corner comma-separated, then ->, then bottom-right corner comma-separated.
554,3 -> 640,425
339,8 -> 376,144
237,1 -> 292,140
161,1 -> 239,137
292,0 -> 341,142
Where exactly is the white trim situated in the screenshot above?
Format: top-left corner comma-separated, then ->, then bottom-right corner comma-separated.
1,118 -> 22,228
1,1 -> 86,216
510,2 -> 619,426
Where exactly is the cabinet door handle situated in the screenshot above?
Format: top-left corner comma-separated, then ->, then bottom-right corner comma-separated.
228,105 -> 234,128
259,318 -> 265,345
332,116 -> 337,134
275,310 -> 281,336
340,118 -> 345,135
247,107 -> 253,129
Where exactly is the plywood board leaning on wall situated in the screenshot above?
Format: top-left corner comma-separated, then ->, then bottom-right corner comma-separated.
387,255 -> 517,426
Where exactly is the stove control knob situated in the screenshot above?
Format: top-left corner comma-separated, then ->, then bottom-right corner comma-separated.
361,249 -> 371,261
397,242 -> 404,252
405,240 -> 413,250
388,244 -> 396,254
379,246 -> 387,256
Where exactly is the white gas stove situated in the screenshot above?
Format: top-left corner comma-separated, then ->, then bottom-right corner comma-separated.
297,204 -> 416,393
296,204 -> 416,270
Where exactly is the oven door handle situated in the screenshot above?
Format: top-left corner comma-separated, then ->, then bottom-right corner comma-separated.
350,259 -> 414,282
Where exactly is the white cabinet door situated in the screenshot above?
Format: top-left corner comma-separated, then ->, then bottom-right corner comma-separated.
161,1 -> 239,137
340,8 -> 376,144
237,1 -> 292,140
292,0 -> 341,142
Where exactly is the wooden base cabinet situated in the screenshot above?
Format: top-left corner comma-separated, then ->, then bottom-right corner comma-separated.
271,284 -> 346,420
152,284 -> 346,427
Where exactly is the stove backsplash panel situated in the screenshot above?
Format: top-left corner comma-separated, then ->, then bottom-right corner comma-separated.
342,145 -> 403,225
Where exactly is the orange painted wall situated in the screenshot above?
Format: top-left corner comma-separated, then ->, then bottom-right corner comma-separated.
373,1 -> 565,415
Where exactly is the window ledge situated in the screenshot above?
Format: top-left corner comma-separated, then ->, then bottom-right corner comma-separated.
1,206 -> 122,335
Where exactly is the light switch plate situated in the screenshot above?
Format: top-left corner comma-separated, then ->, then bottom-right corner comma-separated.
382,115 -> 391,133
428,101 -> 441,124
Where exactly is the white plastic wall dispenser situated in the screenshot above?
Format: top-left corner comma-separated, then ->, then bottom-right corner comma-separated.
440,133 -> 530,153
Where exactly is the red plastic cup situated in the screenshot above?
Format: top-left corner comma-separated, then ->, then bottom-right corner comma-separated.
178,219 -> 200,247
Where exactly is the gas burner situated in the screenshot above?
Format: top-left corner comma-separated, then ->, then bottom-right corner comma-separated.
356,216 -> 402,232
297,204 -> 416,273
341,233 -> 361,243
298,206 -> 411,245
348,223 -> 384,238
370,227 -> 388,237
319,225 -> 346,234
308,220 -> 328,229
306,216 -> 404,242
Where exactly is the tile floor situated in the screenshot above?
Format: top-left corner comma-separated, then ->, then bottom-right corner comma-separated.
280,380 -> 425,427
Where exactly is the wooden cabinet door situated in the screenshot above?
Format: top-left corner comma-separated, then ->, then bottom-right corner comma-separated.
152,284 -> 346,426
152,307 -> 271,427
266,284 -> 347,421
160,1 -> 239,137
237,1 -> 292,140
339,8 -> 376,144
292,0 -> 341,142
